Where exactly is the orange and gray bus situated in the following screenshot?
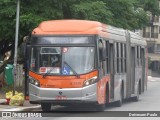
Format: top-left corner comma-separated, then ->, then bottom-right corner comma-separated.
24,20 -> 147,111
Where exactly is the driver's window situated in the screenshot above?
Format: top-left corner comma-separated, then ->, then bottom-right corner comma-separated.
40,47 -> 61,67
51,54 -> 61,67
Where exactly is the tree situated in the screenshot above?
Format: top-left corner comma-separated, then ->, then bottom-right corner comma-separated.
71,1 -> 113,24
0,0 -> 112,43
104,0 -> 149,30
0,0 -> 160,56
139,0 -> 160,16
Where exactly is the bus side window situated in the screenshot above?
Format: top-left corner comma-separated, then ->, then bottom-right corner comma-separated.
137,46 -> 139,66
124,44 -> 127,72
106,41 -> 110,74
116,43 -> 120,73
114,43 -> 117,73
139,46 -> 142,66
124,44 -> 127,73
121,43 -> 123,73
98,40 -> 106,75
98,41 -> 104,62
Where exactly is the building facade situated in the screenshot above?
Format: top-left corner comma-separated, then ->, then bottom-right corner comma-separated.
141,5 -> 160,72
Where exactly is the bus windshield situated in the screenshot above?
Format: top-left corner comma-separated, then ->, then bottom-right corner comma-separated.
30,47 -> 95,75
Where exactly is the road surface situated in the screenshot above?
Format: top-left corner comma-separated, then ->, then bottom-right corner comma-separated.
31,76 -> 160,112
1,76 -> 160,120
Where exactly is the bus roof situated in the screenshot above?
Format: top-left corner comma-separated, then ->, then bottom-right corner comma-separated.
32,20 -> 105,35
32,20 -> 146,46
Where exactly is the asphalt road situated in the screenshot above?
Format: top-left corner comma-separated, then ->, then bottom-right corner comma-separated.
35,76 -> 160,112
1,76 -> 160,120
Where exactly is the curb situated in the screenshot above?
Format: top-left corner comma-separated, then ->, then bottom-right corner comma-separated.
0,99 -> 7,104
1,105 -> 41,111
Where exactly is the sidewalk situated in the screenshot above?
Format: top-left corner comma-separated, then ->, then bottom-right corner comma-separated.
0,84 -> 41,111
151,71 -> 160,77
0,100 -> 41,111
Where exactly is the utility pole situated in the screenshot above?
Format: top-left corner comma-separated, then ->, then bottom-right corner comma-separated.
13,0 -> 20,96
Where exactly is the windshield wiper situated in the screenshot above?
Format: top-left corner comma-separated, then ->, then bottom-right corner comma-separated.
64,61 -> 80,78
42,67 -> 55,78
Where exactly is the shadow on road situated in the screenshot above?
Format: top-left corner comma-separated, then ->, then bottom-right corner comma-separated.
44,98 -> 139,112
36,99 -> 140,117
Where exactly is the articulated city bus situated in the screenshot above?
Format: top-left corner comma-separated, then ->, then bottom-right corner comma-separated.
25,20 -> 147,111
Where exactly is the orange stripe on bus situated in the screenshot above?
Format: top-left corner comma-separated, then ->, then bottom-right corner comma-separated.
29,70 -> 98,88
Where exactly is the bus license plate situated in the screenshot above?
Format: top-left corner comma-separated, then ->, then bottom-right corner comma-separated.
56,96 -> 67,100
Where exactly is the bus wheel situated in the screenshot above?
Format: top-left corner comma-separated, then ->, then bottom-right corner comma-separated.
95,104 -> 105,111
41,103 -> 51,111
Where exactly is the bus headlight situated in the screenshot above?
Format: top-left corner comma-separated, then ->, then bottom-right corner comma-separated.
29,77 -> 40,87
83,76 -> 97,87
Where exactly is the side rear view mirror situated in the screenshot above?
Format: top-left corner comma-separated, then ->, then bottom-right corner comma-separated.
23,36 -> 30,43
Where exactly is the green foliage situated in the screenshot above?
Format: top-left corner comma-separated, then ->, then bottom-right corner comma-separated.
0,0 -> 16,41
72,1 -> 113,23
0,0 -> 160,44
139,0 -> 160,15
104,0 -> 149,30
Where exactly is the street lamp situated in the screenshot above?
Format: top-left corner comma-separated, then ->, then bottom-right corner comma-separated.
13,0 -> 20,96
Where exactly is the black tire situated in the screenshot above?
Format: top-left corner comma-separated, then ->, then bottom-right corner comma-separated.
41,103 -> 51,111
83,103 -> 105,111
95,104 -> 105,111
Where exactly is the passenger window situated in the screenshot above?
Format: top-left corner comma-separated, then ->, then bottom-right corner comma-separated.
106,41 -> 110,74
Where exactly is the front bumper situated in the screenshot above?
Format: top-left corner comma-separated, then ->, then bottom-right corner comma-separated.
29,83 -> 97,104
